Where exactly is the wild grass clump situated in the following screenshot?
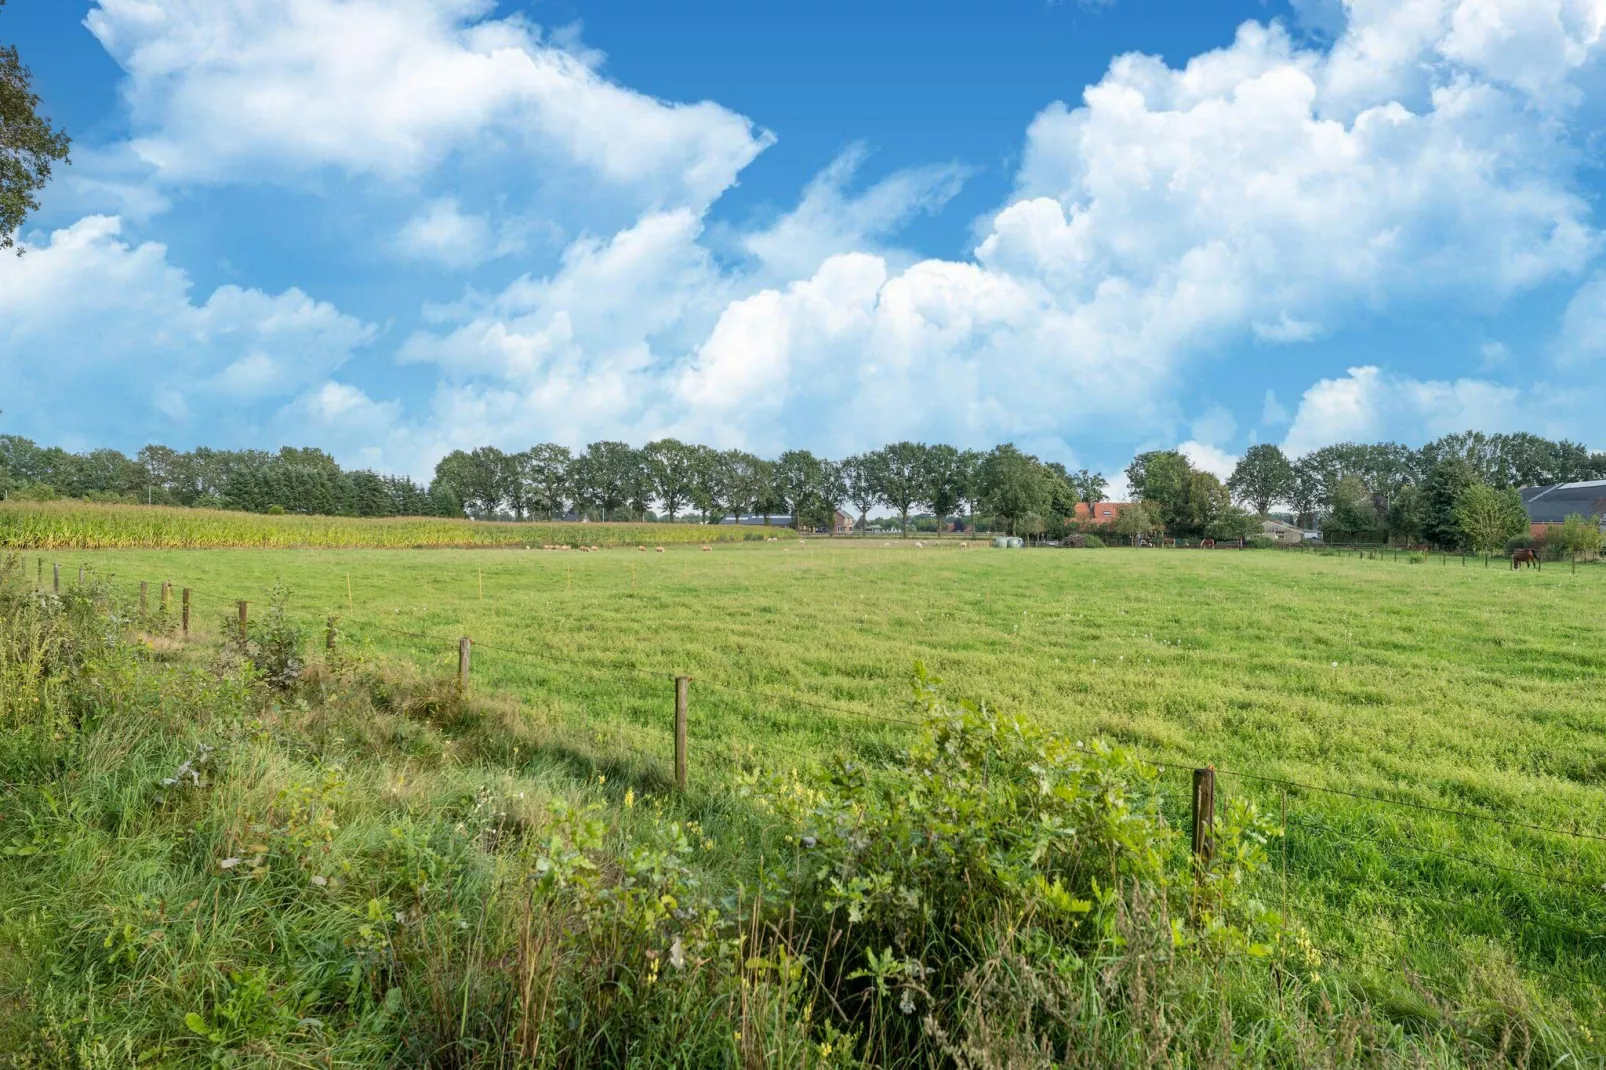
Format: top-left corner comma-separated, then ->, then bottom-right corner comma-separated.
0,557 -> 1595,1066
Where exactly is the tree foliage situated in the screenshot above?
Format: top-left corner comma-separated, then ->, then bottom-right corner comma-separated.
872,442 -> 929,537
1455,484 -> 1529,556
839,453 -> 882,534
1227,444 -> 1295,516
644,439 -> 696,521
979,444 -> 1053,536
1550,513 -> 1605,558
1071,468 -> 1109,521
1,2 -> 71,253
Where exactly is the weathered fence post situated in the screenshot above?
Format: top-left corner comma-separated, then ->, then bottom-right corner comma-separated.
36,558 -> 41,587
181,588 -> 191,638
79,566 -> 85,586
139,581 -> 148,613
1191,766 -> 1216,919
674,676 -> 690,791
458,637 -> 472,693
237,601 -> 249,643
161,581 -> 171,610
326,616 -> 339,651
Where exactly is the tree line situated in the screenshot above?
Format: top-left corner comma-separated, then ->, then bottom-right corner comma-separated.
428,440 -> 1117,536
2,430 -> 1601,548
0,438 -> 459,518
1220,432 -> 1605,550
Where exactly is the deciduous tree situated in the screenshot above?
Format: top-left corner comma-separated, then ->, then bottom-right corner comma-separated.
1071,469 -> 1108,525
644,438 -> 697,520
872,441 -> 929,537
1,1 -> 71,253
839,452 -> 882,536
1455,484 -> 1528,558
1227,444 -> 1295,516
1125,451 -> 1193,533
922,444 -> 967,536
979,444 -> 1052,537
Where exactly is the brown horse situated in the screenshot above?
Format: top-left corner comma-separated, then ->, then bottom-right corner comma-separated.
1512,548 -> 1541,570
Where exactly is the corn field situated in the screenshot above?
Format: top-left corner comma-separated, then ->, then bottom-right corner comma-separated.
0,501 -> 754,550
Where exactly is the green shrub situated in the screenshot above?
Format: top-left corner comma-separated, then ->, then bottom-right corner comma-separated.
1082,533 -> 1105,548
8,482 -> 60,502
221,582 -> 306,690
1551,513 -> 1604,560
740,665 -> 1282,1061
266,504 -> 287,516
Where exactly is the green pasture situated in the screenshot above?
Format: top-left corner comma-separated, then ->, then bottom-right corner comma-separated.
44,540 -> 1606,1019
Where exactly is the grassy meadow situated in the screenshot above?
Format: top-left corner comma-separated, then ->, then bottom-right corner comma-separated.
6,539 -> 1606,1063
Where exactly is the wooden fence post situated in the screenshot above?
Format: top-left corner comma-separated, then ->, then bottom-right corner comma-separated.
237,601 -> 249,643
458,637 -> 472,693
53,563 -> 59,593
36,558 -> 41,587
79,566 -> 85,586
162,581 -> 171,609
674,676 -> 690,791
140,581 -> 148,613
182,589 -> 190,638
326,616 -> 339,651
1191,766 -> 1216,919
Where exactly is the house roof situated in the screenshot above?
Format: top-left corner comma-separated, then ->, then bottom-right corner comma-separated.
1520,480 -> 1606,524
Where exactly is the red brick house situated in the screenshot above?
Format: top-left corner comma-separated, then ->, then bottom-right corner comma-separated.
1073,501 -> 1135,523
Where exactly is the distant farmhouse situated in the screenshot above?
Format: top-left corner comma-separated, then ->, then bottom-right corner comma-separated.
1073,501 -> 1134,523
1519,480 -> 1606,538
1259,518 -> 1306,545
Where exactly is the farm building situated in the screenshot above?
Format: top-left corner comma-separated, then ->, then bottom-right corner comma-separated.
1519,480 -> 1606,538
1259,518 -> 1304,545
1073,501 -> 1134,522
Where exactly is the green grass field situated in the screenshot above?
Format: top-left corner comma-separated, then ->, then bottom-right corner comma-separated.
33,541 -> 1606,1032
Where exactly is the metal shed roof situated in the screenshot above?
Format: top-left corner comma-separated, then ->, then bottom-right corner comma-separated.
1520,480 -> 1606,524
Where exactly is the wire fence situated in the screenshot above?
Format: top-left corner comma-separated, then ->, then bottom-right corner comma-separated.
17,553 -> 1606,997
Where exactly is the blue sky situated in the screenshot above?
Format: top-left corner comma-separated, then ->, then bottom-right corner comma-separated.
3,0 -> 1605,487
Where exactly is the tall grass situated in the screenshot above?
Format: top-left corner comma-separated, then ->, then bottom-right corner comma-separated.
2,558 -> 1587,1065
0,501 -> 760,550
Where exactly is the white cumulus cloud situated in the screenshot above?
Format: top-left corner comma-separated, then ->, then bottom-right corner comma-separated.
85,0 -> 772,211
0,216 -> 375,449
27,0 -> 1606,471
1280,365 -> 1524,454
